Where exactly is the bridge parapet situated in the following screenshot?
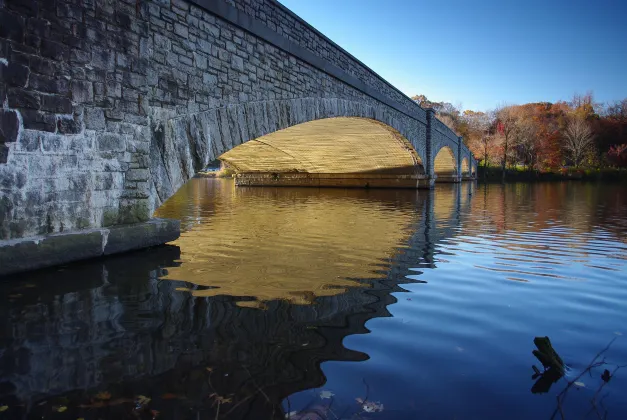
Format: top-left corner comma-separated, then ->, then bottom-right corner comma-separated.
217,0 -> 428,122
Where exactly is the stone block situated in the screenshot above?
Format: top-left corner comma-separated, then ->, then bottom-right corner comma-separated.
116,198 -> 148,224
6,0 -> 38,15
41,134 -> 63,153
71,80 -> 93,103
105,108 -> 124,121
0,10 -> 24,42
174,23 -> 188,38
29,56 -> 56,76
18,130 -> 40,152
2,61 -> 29,88
92,48 -> 115,71
57,115 -> 82,134
105,80 -> 122,98
84,107 -> 106,130
41,39 -> 69,61
0,109 -> 20,143
21,109 -> 56,132
97,132 -> 125,152
125,168 -> 149,182
0,145 -> 8,164
70,48 -> 91,64
231,55 -> 244,72
28,73 -> 69,94
41,94 -> 72,113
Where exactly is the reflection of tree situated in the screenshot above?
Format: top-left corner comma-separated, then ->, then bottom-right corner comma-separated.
528,336 -> 626,420
471,183 -> 627,244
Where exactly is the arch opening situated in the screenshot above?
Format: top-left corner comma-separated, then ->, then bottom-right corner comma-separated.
433,146 -> 457,179
218,117 -> 428,188
461,157 -> 470,175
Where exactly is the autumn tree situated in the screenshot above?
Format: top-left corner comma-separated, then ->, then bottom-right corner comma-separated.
607,144 -> 627,168
412,94 -> 463,134
494,105 -> 517,182
608,144 -> 627,167
513,118 -> 537,170
563,116 -> 594,167
462,110 -> 495,179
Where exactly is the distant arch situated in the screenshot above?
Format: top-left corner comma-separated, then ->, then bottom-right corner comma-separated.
461,157 -> 469,175
434,146 -> 457,177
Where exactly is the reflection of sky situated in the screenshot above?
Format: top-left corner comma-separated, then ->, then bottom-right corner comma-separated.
279,182 -> 627,419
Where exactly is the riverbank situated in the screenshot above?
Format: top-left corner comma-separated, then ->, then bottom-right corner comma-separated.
477,167 -> 627,183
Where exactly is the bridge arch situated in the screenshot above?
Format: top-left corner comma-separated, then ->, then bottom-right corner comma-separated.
433,146 -> 457,181
461,157 -> 469,176
149,98 -> 429,213
219,117 -> 424,175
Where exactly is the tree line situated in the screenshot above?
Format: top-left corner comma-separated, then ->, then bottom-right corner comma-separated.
412,93 -> 627,181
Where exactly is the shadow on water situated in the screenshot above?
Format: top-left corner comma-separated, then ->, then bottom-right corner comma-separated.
0,180 -> 626,419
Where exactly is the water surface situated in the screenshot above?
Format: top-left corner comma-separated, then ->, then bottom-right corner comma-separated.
0,180 -> 626,419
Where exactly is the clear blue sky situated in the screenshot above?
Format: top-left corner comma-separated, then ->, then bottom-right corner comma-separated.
279,0 -> 627,112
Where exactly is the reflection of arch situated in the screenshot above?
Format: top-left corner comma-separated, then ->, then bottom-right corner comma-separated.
219,117 -> 424,176
434,146 -> 457,177
461,157 -> 469,175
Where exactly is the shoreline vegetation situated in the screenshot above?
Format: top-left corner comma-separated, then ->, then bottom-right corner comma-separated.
478,166 -> 627,183
412,93 -> 627,182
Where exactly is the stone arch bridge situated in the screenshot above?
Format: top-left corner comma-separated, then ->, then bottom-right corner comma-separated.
0,0 -> 476,274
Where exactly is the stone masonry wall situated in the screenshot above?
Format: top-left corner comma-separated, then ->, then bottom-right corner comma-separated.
223,0 -> 427,121
0,0 -> 472,241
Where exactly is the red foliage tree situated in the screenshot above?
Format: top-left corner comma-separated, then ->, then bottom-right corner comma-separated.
607,144 -> 627,168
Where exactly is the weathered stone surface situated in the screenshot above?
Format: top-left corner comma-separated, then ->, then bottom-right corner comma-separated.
84,107 -> 106,129
2,61 -> 29,87
103,218 -> 180,256
97,132 -> 125,151
0,218 -> 180,277
57,113 -> 82,134
7,88 -> 40,109
0,144 -> 8,164
0,110 -> 20,142
41,94 -> 72,113
71,80 -> 93,103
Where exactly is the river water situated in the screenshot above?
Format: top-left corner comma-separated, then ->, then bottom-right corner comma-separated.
1,180 -> 626,419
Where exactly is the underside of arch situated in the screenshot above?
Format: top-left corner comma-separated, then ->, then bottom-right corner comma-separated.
219,117 -> 424,175
461,157 -> 469,174
434,146 -> 457,176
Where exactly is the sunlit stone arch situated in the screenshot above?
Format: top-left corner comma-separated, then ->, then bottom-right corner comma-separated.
149,97 -> 429,213
461,157 -> 469,175
433,146 -> 457,178
219,117 -> 424,176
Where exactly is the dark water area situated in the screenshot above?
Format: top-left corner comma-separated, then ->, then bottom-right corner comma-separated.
1,180 -> 627,419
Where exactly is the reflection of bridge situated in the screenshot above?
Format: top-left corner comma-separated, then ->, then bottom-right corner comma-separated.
0,0 -> 477,274
0,183 -> 475,419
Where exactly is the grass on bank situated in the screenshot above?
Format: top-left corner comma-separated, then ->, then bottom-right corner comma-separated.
477,165 -> 627,183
